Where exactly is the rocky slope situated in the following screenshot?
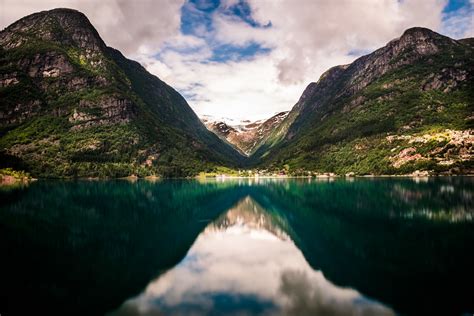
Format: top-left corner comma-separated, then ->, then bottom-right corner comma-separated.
253,27 -> 474,175
0,8 -> 244,177
202,111 -> 288,155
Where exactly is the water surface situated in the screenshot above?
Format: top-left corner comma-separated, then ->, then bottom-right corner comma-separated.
0,177 -> 473,315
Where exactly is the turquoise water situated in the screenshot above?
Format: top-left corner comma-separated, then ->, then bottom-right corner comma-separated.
0,177 -> 473,315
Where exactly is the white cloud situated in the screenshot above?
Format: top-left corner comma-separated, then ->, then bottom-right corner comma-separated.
211,13 -> 274,48
137,48 -> 305,121
245,0 -> 447,84
143,0 -> 451,121
1,0 -> 471,122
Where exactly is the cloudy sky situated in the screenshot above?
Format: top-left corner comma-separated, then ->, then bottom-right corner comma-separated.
1,0 -> 473,122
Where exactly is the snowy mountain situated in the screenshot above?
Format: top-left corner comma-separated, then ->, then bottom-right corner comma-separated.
201,112 -> 289,156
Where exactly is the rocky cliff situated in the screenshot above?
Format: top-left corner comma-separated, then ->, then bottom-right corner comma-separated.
0,8 -> 244,177
253,27 -> 474,175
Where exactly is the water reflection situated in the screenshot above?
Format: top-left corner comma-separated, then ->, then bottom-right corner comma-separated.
111,196 -> 394,316
0,177 -> 473,316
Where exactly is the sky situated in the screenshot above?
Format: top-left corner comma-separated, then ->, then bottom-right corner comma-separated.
1,0 -> 473,122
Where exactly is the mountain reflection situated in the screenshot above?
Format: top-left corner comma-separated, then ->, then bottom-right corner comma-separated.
110,196 -> 394,316
0,177 -> 473,316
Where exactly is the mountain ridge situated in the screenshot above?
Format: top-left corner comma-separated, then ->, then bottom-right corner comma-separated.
251,26 -> 473,175
0,8 -> 245,177
1,9 -> 473,177
202,111 -> 289,156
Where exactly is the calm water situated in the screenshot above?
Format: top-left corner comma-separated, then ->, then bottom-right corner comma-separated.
0,178 -> 473,316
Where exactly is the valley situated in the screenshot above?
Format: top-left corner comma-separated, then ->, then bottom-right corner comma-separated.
1,3 -> 474,316
201,111 -> 288,156
0,9 -> 473,178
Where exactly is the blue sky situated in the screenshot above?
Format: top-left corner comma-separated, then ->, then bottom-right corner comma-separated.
179,0 -> 272,63
441,0 -> 474,38
1,0 -> 473,121
443,0 -> 472,13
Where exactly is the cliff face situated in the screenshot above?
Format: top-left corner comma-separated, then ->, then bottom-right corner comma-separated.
203,111 -> 289,156
253,27 -> 474,175
0,8 -> 244,177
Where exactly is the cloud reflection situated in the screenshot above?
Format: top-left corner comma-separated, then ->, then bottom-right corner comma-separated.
109,196 -> 394,316
279,270 -> 394,316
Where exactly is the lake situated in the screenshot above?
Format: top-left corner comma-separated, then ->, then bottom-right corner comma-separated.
0,177 -> 473,316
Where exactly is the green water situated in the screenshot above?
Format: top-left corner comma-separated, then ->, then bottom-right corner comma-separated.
0,177 -> 473,315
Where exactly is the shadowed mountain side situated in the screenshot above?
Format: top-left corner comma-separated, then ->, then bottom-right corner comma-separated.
0,180 -> 247,316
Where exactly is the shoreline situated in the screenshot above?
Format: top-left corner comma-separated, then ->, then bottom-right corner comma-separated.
1,173 -> 472,186
197,174 -> 474,180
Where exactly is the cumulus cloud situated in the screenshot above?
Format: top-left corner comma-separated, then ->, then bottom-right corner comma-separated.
136,48 -> 305,121
1,0 -> 471,122
242,0 -> 447,84
147,0 -> 453,120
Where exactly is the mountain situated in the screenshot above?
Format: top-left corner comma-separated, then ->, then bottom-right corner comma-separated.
202,111 -> 289,156
253,27 -> 474,175
1,12 -> 472,178
0,8 -> 244,177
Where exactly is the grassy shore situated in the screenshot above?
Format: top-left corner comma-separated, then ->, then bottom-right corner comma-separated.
0,168 -> 33,186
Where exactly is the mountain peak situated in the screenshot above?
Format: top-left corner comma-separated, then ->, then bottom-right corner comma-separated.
1,8 -> 105,51
254,25 -> 473,175
33,7 -> 88,19
1,9 -> 244,177
8,8 -> 93,31
401,26 -> 438,38
203,111 -> 290,156
390,26 -> 453,56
